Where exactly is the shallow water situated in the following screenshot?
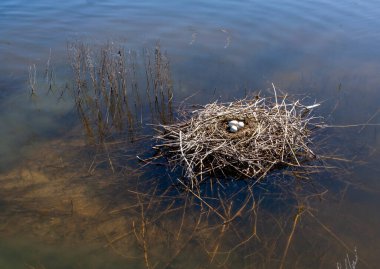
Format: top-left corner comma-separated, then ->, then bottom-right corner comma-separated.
1,0 -> 380,268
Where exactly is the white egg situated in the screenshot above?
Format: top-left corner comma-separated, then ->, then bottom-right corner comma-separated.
229,125 -> 238,133
238,121 -> 245,128
228,120 -> 239,127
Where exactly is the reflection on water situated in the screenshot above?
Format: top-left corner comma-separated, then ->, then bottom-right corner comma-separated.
1,0 -> 380,268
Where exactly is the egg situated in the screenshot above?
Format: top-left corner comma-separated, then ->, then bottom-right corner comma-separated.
229,125 -> 238,133
228,120 -> 239,128
238,121 -> 244,128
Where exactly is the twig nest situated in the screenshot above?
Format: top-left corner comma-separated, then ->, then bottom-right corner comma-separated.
154,95 -> 322,187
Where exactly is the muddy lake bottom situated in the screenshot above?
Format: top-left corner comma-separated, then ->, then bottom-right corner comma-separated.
0,124 -> 379,268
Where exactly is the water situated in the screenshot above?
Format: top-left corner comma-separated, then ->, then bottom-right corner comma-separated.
1,0 -> 380,268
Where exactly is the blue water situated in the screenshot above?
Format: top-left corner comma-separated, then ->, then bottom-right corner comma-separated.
1,0 -> 380,268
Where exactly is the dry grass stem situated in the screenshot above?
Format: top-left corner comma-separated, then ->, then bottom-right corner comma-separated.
67,41 -> 173,146
28,64 -> 37,96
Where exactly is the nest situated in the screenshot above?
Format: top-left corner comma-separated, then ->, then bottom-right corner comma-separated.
154,93 -> 321,187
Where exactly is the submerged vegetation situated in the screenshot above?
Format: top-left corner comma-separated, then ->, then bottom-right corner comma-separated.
337,249 -> 358,269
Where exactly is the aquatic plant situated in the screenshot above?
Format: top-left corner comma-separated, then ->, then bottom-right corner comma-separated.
67,41 -> 173,145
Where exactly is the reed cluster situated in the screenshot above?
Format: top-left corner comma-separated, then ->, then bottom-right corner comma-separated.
67,42 -> 173,144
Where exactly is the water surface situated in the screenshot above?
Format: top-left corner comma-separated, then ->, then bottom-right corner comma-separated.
1,0 -> 380,268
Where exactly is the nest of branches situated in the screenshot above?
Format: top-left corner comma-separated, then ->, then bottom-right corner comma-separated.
154,92 -> 321,187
